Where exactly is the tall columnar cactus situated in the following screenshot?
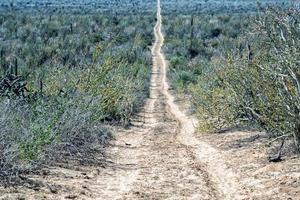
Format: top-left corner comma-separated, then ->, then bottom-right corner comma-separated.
0,49 -> 6,75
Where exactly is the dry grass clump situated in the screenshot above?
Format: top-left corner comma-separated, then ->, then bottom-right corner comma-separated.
164,6 -> 300,152
0,7 -> 153,184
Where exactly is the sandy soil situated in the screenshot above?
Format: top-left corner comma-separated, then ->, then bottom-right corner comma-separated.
1,0 -> 299,199
197,130 -> 300,200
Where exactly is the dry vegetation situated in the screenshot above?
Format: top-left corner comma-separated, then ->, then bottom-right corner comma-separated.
163,2 -> 300,154
0,0 -> 299,194
0,3 -> 154,184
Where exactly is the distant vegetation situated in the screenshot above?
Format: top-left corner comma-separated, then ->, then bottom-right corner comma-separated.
0,5 -> 154,183
0,0 -> 156,15
163,3 -> 300,152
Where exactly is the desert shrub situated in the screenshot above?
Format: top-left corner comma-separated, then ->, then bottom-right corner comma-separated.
165,6 -> 300,151
0,6 -> 153,181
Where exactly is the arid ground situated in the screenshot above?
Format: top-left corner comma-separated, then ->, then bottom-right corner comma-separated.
0,0 -> 299,199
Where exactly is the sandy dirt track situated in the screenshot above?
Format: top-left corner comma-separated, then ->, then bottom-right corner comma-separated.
1,0 -> 299,199
0,0 -> 243,199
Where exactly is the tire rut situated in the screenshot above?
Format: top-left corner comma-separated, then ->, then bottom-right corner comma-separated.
1,1 -> 244,199
98,0 -> 223,198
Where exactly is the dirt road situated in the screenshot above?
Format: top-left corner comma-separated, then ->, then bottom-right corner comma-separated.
0,1 -> 245,199
2,0 -> 299,199
92,0 -> 244,199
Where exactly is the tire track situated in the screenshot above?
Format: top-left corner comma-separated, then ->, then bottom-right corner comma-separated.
155,0 -> 245,199
1,1 -> 246,199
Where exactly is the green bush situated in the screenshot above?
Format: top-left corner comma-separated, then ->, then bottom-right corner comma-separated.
0,8 -> 153,180
165,7 -> 300,151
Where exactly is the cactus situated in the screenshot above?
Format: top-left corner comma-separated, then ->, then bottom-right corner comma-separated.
39,78 -> 43,96
14,58 -> 18,76
70,23 -> 73,33
0,50 -> 8,76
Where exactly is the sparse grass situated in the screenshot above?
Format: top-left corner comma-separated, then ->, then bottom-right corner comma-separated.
164,5 -> 300,152
1,0 -> 299,187
0,6 -> 154,183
